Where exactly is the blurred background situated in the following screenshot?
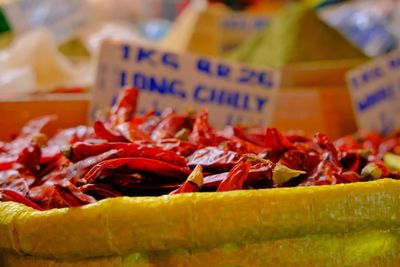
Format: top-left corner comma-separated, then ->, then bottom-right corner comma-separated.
0,0 -> 399,140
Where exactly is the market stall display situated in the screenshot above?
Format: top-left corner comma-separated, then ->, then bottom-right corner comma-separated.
1,87 -> 400,266
0,1 -> 399,266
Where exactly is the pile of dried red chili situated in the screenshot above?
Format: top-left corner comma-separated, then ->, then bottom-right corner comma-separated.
0,88 -> 399,210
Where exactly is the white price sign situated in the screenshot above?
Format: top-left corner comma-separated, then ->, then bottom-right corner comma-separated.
93,40 -> 280,127
347,50 -> 400,134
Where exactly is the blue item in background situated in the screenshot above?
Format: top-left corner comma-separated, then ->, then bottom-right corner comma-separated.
319,1 -> 398,57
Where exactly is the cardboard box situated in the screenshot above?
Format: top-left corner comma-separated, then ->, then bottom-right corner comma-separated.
0,93 -> 90,141
272,59 -> 366,139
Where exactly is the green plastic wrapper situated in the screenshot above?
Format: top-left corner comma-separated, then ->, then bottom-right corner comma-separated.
1,179 -> 400,266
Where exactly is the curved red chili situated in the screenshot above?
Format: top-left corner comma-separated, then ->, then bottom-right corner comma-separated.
65,142 -> 187,167
110,87 -> 139,126
217,161 -> 251,191
84,158 -> 191,183
0,189 -> 43,210
93,121 -> 127,142
170,165 -> 203,194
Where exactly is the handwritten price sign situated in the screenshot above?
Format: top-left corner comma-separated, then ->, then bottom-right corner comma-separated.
94,40 -> 280,127
347,50 -> 400,134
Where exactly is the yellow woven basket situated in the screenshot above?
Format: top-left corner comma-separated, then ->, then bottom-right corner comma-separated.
1,179 -> 400,266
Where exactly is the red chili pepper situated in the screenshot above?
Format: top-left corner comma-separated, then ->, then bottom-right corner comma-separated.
48,126 -> 95,146
358,131 -> 382,152
16,142 -> 41,176
278,149 -> 307,173
314,133 -> 337,154
0,156 -> 16,171
0,189 -> 43,210
4,116 -> 56,154
217,161 -> 251,191
139,108 -> 173,135
301,151 -> 343,185
64,142 -> 187,166
42,149 -> 122,185
0,116 -> 56,170
93,121 -> 128,142
334,135 -> 362,151
30,181 -> 96,209
30,184 -> 66,209
170,165 -> 203,194
40,146 -> 62,165
335,171 -> 360,183
187,147 -> 242,172
130,110 -> 156,126
54,181 -> 96,207
223,137 -> 265,154
285,131 -> 311,143
150,113 -> 188,141
84,158 -> 191,183
232,125 -> 266,147
0,169 -> 31,195
157,138 -> 198,157
79,183 -> 123,199
110,87 -> 139,126
116,122 -> 151,142
204,162 -> 274,188
265,128 -> 293,152
379,135 -> 400,156
36,156 -> 70,181
188,109 -> 223,147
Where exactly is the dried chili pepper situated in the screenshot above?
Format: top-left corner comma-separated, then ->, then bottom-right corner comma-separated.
3,115 -> 56,155
0,156 -> 17,171
223,137 -> 265,154
157,138 -> 197,157
30,181 -> 95,209
151,113 -> 189,141
110,87 -> 139,126
16,142 -> 41,176
187,147 -> 242,172
93,121 -> 127,142
188,109 -> 223,147
0,170 -> 30,195
231,125 -> 266,147
84,158 -> 191,183
42,149 -> 121,185
204,161 -> 274,189
64,142 -> 187,166
116,122 -> 151,142
139,108 -> 173,135
54,181 -> 96,207
217,161 -> 251,192
79,183 -> 123,199
265,128 -> 293,152
0,189 -> 43,210
170,165 -> 203,194
313,133 -> 340,165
